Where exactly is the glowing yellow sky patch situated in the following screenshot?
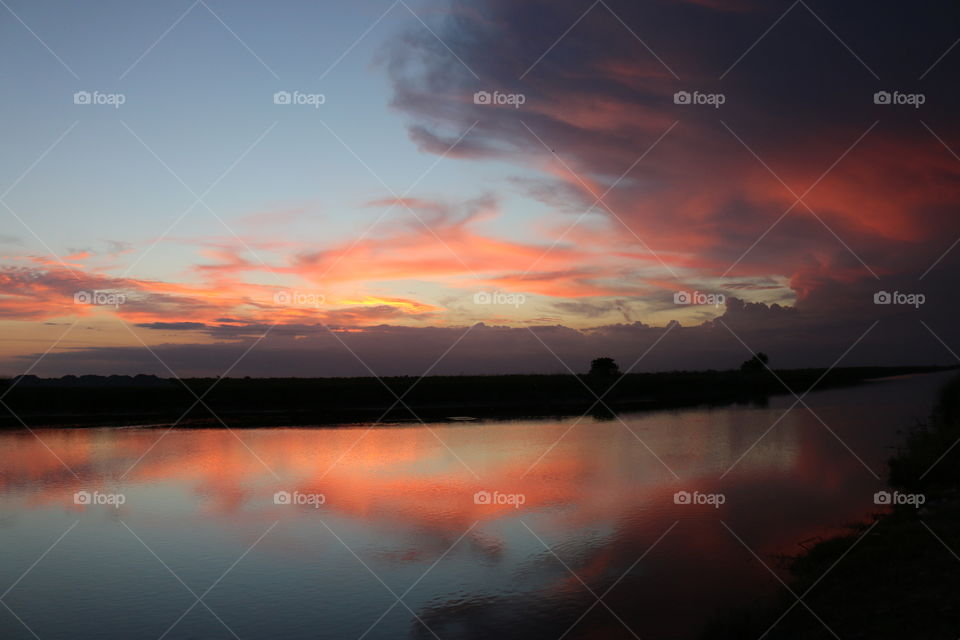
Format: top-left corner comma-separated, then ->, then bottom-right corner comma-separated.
335,296 -> 438,313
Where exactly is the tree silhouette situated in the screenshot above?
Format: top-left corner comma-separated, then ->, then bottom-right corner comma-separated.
740,352 -> 769,373
589,357 -> 621,377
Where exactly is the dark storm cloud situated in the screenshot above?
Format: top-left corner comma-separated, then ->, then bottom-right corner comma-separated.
372,0 -> 960,367
382,0 -> 960,276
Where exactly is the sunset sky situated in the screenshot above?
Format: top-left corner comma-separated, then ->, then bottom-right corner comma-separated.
2,0 -> 960,376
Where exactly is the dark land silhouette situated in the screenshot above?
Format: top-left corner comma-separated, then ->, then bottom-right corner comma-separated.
704,372 -> 960,639
0,364 -> 953,428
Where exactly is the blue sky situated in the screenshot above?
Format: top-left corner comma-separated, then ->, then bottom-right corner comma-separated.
0,0 -> 542,279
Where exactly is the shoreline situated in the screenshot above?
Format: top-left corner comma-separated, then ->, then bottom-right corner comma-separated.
702,371 -> 960,639
1,365 -> 952,429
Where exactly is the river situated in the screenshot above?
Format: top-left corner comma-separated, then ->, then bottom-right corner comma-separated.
0,371 -> 951,639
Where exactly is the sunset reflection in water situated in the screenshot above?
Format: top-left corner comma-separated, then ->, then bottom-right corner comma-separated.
0,374 -> 946,639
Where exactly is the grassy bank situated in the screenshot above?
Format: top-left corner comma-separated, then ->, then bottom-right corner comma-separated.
0,365 -> 951,428
704,374 -> 960,639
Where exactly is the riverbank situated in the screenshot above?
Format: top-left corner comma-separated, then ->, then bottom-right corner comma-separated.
703,373 -> 960,639
1,365 -> 952,428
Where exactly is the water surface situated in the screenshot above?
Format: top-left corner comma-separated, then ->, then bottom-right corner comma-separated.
0,372 -> 950,639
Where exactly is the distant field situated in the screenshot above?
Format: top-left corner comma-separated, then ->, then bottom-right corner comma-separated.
1,365 -> 953,428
